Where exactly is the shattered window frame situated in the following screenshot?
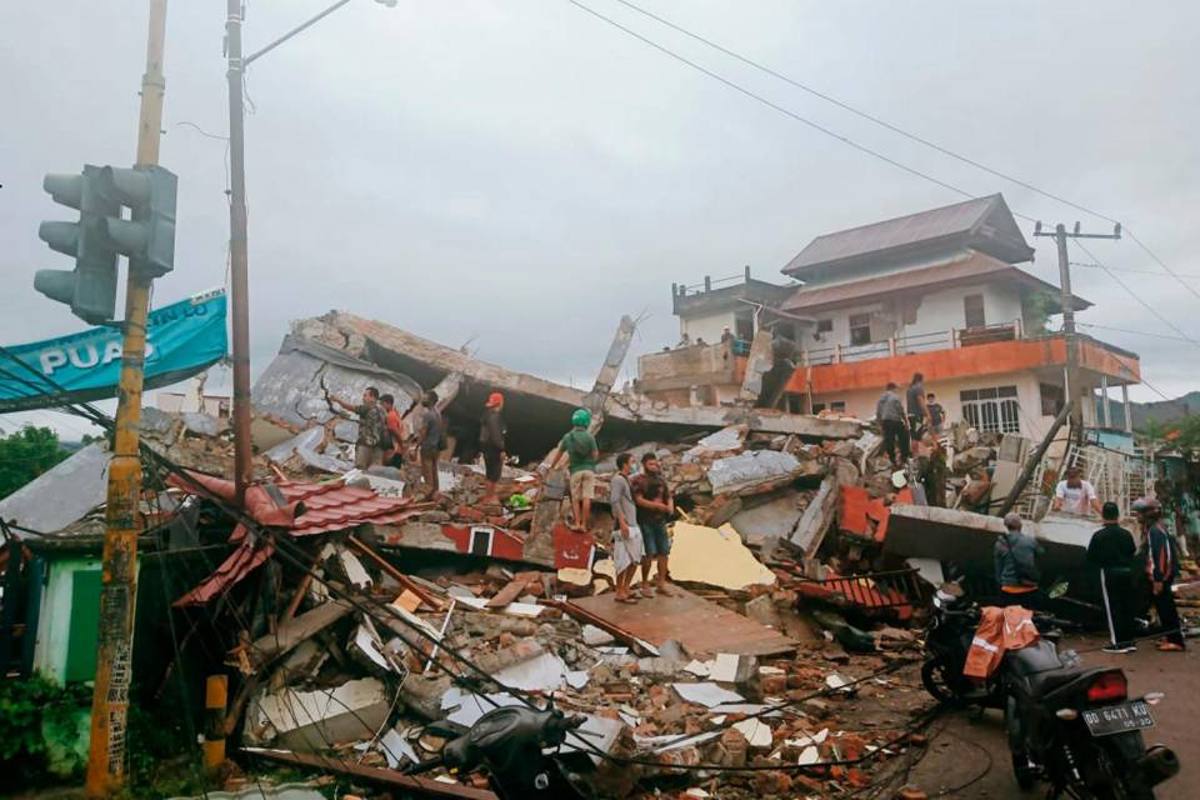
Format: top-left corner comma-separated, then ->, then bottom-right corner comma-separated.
960,385 -> 1020,434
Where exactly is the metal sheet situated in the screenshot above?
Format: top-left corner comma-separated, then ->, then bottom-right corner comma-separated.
0,442 -> 111,534
567,587 -> 796,658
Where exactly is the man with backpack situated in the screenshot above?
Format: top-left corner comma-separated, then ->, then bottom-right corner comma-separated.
994,512 -> 1043,610
560,408 -> 599,531
1135,497 -> 1186,651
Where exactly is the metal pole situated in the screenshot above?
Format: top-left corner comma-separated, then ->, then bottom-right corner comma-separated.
1053,224 -> 1084,445
227,0 -> 253,506
85,1 -> 167,794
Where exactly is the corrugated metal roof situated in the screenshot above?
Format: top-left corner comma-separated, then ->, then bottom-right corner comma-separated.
780,251 -> 1090,312
783,194 -> 1026,274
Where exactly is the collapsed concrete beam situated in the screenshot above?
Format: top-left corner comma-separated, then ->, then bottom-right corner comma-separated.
738,329 -> 774,404
789,473 -> 838,559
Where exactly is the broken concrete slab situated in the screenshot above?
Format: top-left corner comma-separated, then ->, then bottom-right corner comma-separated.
707,450 -> 817,495
0,442 -> 111,534
729,492 -> 805,548
672,682 -> 745,708
246,677 -> 390,751
668,522 -> 777,590
790,473 -> 838,558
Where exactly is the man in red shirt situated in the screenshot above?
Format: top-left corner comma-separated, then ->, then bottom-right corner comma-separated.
380,393 -> 406,468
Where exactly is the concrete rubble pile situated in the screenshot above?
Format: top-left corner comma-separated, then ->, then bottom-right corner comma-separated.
7,313 -> 1144,799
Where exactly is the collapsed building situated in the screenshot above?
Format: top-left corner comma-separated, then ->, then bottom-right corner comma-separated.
0,193 -> 1189,798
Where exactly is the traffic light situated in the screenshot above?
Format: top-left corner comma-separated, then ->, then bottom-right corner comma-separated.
98,165 -> 177,278
34,164 -> 177,324
35,165 -> 121,324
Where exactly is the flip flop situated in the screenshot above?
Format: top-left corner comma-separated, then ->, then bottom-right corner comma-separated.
1158,642 -> 1185,652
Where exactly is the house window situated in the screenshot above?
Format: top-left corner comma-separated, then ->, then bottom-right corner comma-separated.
849,313 -> 872,346
1039,383 -> 1064,417
960,386 -> 1020,434
816,319 -> 833,335
811,403 -> 826,414
964,294 -> 986,328
734,312 -> 755,342
830,401 -> 846,413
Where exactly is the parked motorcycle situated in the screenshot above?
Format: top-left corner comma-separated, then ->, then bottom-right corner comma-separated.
920,584 -> 1179,797
409,705 -> 593,800
1004,644 -> 1178,798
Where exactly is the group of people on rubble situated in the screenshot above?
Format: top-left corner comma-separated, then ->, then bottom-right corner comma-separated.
994,474 -> 1187,655
326,384 -> 453,499
557,407 -> 676,604
875,373 -> 944,467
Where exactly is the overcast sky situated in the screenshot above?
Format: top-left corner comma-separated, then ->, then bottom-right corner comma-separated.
3,0 -> 1198,436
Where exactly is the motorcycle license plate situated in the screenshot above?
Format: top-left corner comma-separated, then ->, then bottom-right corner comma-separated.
1082,701 -> 1155,737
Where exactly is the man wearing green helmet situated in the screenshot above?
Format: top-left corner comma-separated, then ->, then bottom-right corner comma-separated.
561,407 -> 599,531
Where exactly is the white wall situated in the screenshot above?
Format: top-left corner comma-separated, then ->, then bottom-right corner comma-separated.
680,309 -> 738,344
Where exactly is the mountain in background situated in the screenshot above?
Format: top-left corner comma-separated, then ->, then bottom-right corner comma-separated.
1098,391 -> 1200,431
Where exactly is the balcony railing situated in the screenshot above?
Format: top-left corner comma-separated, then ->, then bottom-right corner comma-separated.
802,320 -> 1022,366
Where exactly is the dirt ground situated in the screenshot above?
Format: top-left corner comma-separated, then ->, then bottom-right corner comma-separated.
908,634 -> 1197,799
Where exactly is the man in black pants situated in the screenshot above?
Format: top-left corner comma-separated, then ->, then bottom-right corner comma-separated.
875,382 -> 909,467
1135,497 -> 1186,651
1088,502 -> 1138,654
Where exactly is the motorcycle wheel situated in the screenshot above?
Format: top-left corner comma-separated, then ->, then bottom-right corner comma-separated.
921,658 -> 963,706
1063,737 -> 1155,800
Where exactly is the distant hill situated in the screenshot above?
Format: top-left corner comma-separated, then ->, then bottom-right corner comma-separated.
1097,391 -> 1200,431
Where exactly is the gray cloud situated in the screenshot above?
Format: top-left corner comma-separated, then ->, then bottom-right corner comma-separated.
3,0 -> 1198,424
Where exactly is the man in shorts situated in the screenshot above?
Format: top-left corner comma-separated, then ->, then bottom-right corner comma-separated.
609,453 -> 645,603
560,408 -> 599,531
632,452 -> 675,597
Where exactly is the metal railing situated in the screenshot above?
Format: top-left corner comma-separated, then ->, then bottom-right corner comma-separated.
789,567 -> 929,611
802,320 -> 1022,366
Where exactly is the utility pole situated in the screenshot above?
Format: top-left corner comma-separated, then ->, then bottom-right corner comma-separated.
1033,220 -> 1121,446
86,0 -> 168,794
226,0 -> 253,506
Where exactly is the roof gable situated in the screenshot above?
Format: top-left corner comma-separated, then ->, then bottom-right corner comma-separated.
782,193 -> 1034,276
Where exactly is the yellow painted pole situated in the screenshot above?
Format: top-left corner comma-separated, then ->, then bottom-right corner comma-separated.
203,675 -> 228,768
84,1 -> 168,795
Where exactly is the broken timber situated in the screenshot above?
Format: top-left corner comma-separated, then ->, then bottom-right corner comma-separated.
231,598 -> 353,673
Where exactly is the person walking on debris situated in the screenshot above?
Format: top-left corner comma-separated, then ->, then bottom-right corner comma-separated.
876,382 -> 910,467
906,373 -> 931,437
479,392 -> 507,501
415,390 -> 445,498
327,385 -> 388,470
926,392 -> 945,435
380,393 -> 406,468
560,408 -> 599,531
1088,501 -> 1139,654
994,512 -> 1043,609
1052,466 -> 1101,517
1135,497 -> 1186,651
610,453 -> 646,603
633,452 -> 676,597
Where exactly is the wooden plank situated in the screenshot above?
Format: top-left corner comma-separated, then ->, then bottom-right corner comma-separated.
566,586 -> 796,658
349,534 -> 446,611
233,598 -> 353,672
244,747 -> 498,799
486,574 -> 535,608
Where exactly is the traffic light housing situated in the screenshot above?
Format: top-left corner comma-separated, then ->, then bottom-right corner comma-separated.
36,165 -> 122,325
35,163 -> 177,324
99,165 -> 177,278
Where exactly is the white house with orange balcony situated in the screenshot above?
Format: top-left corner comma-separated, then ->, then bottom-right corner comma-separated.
637,194 -> 1140,441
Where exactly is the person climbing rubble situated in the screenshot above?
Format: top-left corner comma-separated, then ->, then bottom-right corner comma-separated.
560,407 -> 599,531
876,382 -> 910,467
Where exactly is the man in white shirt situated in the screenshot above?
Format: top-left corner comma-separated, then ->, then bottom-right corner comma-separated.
1052,466 -> 1101,517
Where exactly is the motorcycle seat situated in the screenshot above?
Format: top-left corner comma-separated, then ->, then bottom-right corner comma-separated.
1024,667 -> 1085,699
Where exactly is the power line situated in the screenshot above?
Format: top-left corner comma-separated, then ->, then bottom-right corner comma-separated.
565,0 -> 989,209
603,0 -> 1200,302
1077,322 -> 1199,344
1070,239 -> 1200,351
1071,262 -> 1200,280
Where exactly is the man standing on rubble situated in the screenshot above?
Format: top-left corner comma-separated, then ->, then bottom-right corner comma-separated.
876,382 -> 910,467
1052,466 -> 1102,517
1088,501 -> 1138,654
994,513 -> 1043,609
906,373 -> 931,437
633,452 -> 676,597
479,392 -> 506,501
328,386 -> 388,470
610,453 -> 645,603
415,390 -> 445,498
560,408 -> 599,531
926,392 -> 945,435
380,393 -> 406,468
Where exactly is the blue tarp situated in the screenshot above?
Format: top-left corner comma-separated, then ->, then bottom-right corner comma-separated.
0,289 -> 228,412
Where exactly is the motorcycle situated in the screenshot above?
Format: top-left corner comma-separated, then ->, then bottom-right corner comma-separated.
920,584 -> 1179,797
1004,644 -> 1178,798
408,705 -> 593,800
